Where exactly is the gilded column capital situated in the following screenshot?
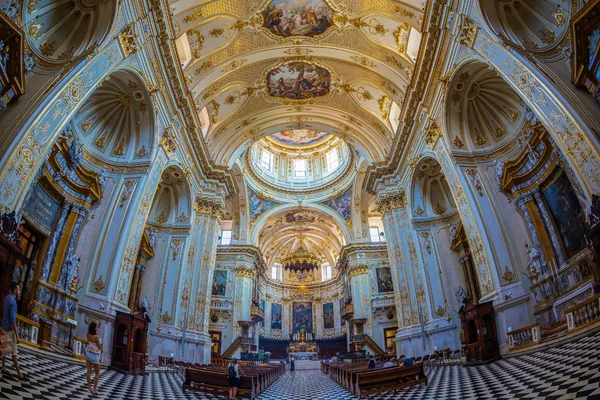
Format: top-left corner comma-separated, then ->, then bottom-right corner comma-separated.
347,264 -> 369,277
235,267 -> 255,278
194,195 -> 225,219
376,191 -> 407,214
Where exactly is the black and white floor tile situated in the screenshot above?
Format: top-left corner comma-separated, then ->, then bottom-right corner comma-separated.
2,330 -> 600,399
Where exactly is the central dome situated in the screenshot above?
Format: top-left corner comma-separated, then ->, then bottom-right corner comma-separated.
244,131 -> 354,202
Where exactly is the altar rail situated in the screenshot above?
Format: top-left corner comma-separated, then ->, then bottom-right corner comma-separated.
566,293 -> 600,333
507,323 -> 541,351
73,336 -> 89,360
211,299 -> 232,311
16,315 -> 39,348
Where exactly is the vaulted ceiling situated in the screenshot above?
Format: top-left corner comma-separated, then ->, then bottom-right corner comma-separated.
167,0 -> 425,166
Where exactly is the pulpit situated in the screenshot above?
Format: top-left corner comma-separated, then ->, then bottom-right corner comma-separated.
110,311 -> 148,375
460,301 -> 500,364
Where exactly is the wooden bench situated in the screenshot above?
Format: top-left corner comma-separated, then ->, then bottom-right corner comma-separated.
183,368 -> 257,399
354,364 -> 427,396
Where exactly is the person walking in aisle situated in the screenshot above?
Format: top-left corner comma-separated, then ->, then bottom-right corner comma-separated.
1,282 -> 26,380
290,356 -> 295,371
85,322 -> 103,394
227,358 -> 244,400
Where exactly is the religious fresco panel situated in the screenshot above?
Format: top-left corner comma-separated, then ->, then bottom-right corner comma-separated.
376,267 -> 394,293
271,303 -> 282,329
543,172 -> 587,260
262,0 -> 334,38
292,301 -> 313,333
211,270 -> 227,297
322,302 -> 334,329
322,189 -> 351,221
266,62 -> 331,100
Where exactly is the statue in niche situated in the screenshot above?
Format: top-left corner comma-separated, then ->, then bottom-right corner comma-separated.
449,225 -> 458,242
455,285 -> 467,305
98,170 -> 107,187
148,229 -> 157,250
492,159 -> 504,187
525,244 -> 541,281
66,255 -> 80,293
69,137 -> 83,167
140,295 -> 151,321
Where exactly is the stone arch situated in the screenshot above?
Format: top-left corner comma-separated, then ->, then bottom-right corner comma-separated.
24,0 -> 119,65
478,0 -> 570,56
73,68 -> 156,165
445,59 -> 527,153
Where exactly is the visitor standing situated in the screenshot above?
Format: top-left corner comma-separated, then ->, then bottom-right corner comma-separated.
1,282 -> 25,380
227,358 -> 244,400
85,322 -> 103,394
290,356 -> 295,371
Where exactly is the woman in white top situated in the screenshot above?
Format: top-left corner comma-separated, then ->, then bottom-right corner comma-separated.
85,322 -> 103,394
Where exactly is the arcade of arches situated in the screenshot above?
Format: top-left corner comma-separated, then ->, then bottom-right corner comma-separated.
1,0 -> 600,397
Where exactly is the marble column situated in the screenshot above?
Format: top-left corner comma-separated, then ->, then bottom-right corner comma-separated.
516,193 -> 549,274
233,267 -> 254,338
459,253 -> 479,304
532,189 -> 567,267
188,196 -> 223,364
39,201 -> 72,282
58,204 -> 88,291
128,262 -> 146,311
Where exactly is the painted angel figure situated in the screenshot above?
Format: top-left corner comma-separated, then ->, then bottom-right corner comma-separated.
140,295 -> 151,320
492,159 -> 504,187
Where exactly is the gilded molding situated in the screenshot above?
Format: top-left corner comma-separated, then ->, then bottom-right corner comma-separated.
376,191 -> 407,213
194,195 -> 225,219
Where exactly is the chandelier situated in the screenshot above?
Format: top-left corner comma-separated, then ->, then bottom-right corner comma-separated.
282,246 -> 321,272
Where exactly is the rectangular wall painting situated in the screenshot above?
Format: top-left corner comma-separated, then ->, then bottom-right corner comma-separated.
543,172 -> 587,259
376,267 -> 394,293
323,302 -> 334,329
262,0 -> 334,38
271,303 -> 282,330
292,302 -> 313,333
211,270 -> 227,297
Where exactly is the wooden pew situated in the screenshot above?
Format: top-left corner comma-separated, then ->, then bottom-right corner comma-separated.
354,364 -> 427,396
183,368 -> 257,399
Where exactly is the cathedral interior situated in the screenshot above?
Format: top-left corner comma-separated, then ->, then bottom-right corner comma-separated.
1,0 -> 600,399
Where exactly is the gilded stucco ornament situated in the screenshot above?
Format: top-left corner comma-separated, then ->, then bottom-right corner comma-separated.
194,196 -> 225,220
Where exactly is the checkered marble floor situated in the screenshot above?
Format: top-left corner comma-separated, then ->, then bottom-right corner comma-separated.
1,330 -> 600,399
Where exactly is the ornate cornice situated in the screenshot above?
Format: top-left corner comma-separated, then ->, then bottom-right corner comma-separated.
235,267 -> 255,278
376,190 -> 407,213
216,244 -> 267,271
364,0 -> 446,193
194,195 -> 225,219
149,0 -> 236,196
347,264 -> 369,277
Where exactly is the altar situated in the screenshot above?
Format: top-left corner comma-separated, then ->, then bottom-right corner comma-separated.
289,351 -> 318,360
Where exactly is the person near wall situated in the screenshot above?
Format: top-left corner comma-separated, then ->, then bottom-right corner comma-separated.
290,356 -> 295,371
85,322 -> 103,394
368,356 -> 375,369
1,282 -> 26,380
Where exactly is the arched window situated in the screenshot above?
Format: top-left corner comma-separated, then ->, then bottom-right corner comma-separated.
322,263 -> 332,281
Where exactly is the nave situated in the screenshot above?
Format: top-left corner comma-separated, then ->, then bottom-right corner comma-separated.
2,330 -> 600,400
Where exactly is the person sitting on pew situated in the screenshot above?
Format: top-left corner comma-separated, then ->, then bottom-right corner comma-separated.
226,358 -> 244,400
399,355 -> 413,366
368,356 -> 375,369
383,358 -> 397,368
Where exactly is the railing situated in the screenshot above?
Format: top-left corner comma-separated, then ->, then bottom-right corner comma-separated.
566,294 -> 600,333
16,315 -> 39,348
251,305 -> 265,321
240,337 -> 254,345
341,303 -> 354,320
350,334 -> 366,343
221,337 -> 241,358
73,336 -> 89,360
211,299 -> 233,310
364,334 -> 385,356
371,297 -> 395,309
507,323 -> 541,351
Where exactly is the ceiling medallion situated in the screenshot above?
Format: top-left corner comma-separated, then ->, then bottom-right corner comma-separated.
261,0 -> 335,38
266,60 -> 331,102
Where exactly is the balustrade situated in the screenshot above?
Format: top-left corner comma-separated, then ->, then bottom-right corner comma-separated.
341,303 -> 354,320
16,315 -> 39,348
73,336 -> 89,360
507,323 -> 541,351
566,294 -> 600,333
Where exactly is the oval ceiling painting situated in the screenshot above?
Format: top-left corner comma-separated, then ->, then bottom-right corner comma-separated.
262,0 -> 334,38
269,130 -> 330,147
267,61 -> 331,100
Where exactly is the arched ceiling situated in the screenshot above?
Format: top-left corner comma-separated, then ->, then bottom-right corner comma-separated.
167,0 -> 425,166
254,207 -> 348,269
